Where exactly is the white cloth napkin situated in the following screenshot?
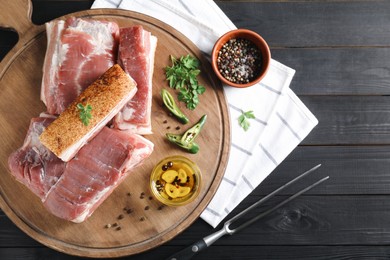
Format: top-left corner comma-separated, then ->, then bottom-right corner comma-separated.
92,0 -> 318,228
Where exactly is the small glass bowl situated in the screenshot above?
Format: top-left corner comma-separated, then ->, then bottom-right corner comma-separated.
150,155 -> 202,206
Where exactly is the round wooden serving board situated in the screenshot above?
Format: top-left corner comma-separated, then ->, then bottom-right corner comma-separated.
0,1 -> 230,258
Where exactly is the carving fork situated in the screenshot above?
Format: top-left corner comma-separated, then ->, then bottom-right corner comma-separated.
166,164 -> 328,260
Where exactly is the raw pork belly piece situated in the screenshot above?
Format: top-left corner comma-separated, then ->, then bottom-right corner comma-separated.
8,116 -> 66,201
41,17 -> 119,115
114,26 -> 157,134
40,64 -> 138,162
43,127 -> 154,223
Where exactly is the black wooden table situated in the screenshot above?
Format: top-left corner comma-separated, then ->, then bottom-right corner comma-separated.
2,0 -> 390,259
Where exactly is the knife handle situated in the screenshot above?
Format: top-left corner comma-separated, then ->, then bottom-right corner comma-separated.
165,239 -> 207,260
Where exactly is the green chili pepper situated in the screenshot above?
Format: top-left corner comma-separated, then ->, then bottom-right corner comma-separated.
166,114 -> 207,154
161,88 -> 189,124
166,133 -> 200,154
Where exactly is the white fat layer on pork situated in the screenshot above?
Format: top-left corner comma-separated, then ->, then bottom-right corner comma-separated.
121,106 -> 136,121
114,34 -> 157,134
58,86 -> 138,162
71,136 -> 154,223
71,19 -> 116,56
121,139 -> 154,173
71,186 -> 112,223
41,20 -> 65,105
116,124 -> 152,135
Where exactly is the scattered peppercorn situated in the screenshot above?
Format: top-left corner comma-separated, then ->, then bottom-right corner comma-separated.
167,161 -> 173,168
126,208 -> 133,214
118,214 -> 124,220
149,196 -> 153,200
145,206 -> 150,210
105,224 -> 111,228
175,126 -> 181,130
140,216 -> 145,221
127,192 -> 131,196
217,38 -> 262,84
158,205 -> 164,210
116,226 -> 121,231
163,120 -> 168,124
112,222 -> 118,227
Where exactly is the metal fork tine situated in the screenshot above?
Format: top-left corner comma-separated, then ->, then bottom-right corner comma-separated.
226,164 -> 322,226
165,164 -> 327,260
230,176 -> 329,234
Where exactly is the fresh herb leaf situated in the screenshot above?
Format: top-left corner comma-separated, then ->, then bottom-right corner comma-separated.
165,55 -> 205,110
243,110 -> 255,119
238,110 -> 255,131
77,103 -> 92,126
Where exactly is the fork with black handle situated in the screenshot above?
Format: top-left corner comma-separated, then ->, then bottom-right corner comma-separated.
166,164 -> 327,260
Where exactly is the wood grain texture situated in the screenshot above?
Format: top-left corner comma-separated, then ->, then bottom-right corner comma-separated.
298,96 -> 390,145
2,0 -> 390,259
0,5 -> 230,258
218,1 -> 390,47
3,245 -> 390,260
272,48 -> 390,95
5,195 -> 390,246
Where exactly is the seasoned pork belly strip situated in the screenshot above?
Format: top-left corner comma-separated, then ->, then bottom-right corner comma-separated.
40,64 -> 137,162
41,17 -> 119,115
114,26 -> 157,134
8,116 -> 65,201
43,127 -> 154,223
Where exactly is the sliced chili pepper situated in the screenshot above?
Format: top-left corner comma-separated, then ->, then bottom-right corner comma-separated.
166,133 -> 200,154
161,88 -> 189,124
180,114 -> 206,144
166,114 -> 207,154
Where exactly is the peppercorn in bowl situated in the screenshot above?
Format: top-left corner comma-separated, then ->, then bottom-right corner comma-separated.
211,29 -> 271,88
150,155 -> 202,206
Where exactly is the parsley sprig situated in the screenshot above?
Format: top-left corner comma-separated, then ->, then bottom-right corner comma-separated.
76,103 -> 92,126
165,55 -> 206,110
238,110 -> 255,131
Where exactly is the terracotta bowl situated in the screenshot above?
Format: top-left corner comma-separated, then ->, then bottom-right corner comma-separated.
211,29 -> 271,88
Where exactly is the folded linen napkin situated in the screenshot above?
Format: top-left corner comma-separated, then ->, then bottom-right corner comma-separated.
92,0 -> 318,228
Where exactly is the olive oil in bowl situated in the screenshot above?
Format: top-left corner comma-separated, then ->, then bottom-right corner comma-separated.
150,155 -> 201,206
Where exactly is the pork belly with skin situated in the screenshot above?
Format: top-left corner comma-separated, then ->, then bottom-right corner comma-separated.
41,17 -> 119,115
43,127 -> 154,223
39,64 -> 137,162
8,118 -> 153,223
8,115 -> 66,201
114,26 -> 157,134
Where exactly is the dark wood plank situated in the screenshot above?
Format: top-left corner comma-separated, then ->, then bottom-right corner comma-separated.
217,1 -> 390,47
2,245 -> 390,260
0,30 -> 18,62
178,195 -> 390,245
31,0 -> 94,25
264,146 -> 390,195
272,47 -> 390,95
2,1 -> 390,259
299,96 -> 390,145
4,195 -> 390,246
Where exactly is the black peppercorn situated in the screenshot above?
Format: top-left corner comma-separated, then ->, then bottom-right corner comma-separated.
217,38 -> 262,84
